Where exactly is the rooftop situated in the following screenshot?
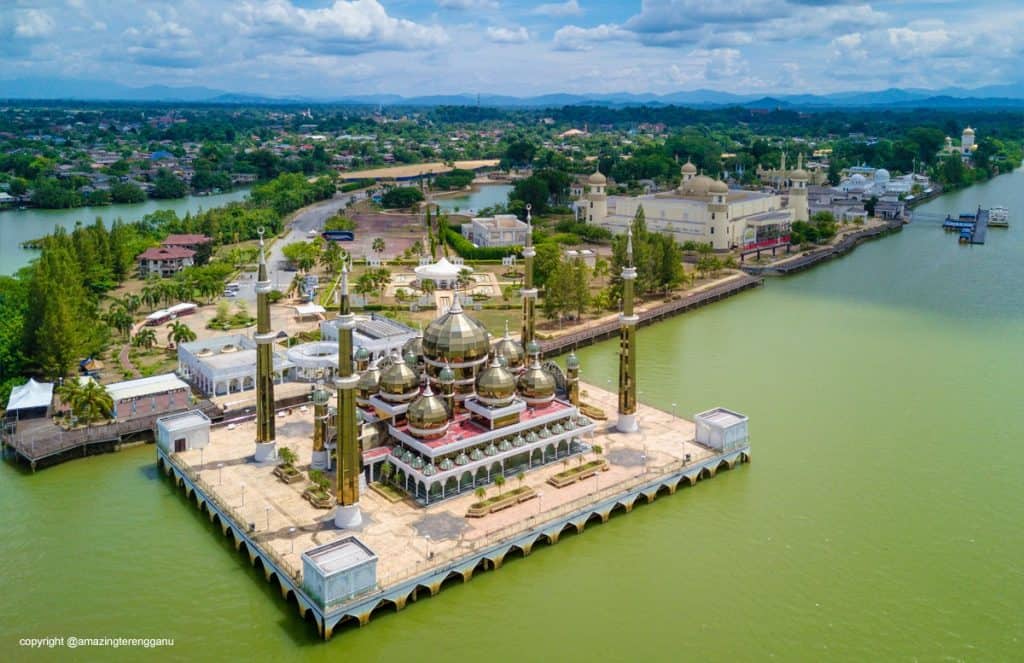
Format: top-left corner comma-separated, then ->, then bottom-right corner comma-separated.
137,246 -> 195,261
106,374 -> 190,401
163,234 -> 211,246
304,537 -> 376,575
695,407 -> 748,428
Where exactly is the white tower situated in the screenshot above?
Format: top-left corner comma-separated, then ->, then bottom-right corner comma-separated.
789,153 -> 809,223
961,126 -> 975,156
586,168 -> 607,224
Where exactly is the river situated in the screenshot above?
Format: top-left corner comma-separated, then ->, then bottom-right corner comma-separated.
1,171 -> 1022,660
0,188 -> 251,276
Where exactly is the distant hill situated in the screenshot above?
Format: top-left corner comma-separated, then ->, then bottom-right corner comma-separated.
3,76 -> 1024,109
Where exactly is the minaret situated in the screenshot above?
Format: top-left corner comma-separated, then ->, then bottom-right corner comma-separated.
334,260 -> 362,528
310,381 -> 330,470
616,223 -> 639,433
253,229 -> 277,462
566,350 -> 580,406
521,203 -> 537,346
790,153 -> 809,222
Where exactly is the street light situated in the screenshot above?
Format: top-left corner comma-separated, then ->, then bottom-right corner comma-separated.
265,505 -> 271,531
240,483 -> 246,507
218,463 -> 224,485
536,490 -> 543,516
424,534 -> 432,560
200,447 -> 204,471
289,527 -> 297,553
672,402 -> 678,420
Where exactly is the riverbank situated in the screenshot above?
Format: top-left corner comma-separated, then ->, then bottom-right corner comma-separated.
741,218 -> 904,276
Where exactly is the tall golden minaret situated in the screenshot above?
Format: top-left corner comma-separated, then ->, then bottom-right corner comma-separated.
253,229 -> 278,462
334,261 -> 362,528
616,222 -> 639,433
520,203 -> 537,346
310,381 -> 330,470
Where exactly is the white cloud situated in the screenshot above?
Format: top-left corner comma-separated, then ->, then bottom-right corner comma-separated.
553,23 -> 630,51
232,0 -> 449,53
486,26 -> 530,43
13,9 -> 56,39
437,0 -> 499,9
532,0 -> 582,17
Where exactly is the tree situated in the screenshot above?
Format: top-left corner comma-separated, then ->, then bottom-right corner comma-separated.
474,486 -> 487,501
502,284 -> 517,309
457,268 -> 473,291
58,379 -> 112,425
381,187 -> 424,209
516,471 -> 525,489
110,182 -> 146,204
494,474 -> 506,495
106,306 -> 133,339
282,241 -> 318,273
380,461 -> 394,486
133,327 -> 158,350
151,169 -> 187,199
166,321 -> 196,348
278,446 -> 297,467
419,278 -> 436,296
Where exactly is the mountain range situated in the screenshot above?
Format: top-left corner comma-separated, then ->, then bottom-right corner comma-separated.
3,77 -> 1024,109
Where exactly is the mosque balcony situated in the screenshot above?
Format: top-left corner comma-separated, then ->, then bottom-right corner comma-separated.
384,417 -> 598,502
387,399 -> 582,460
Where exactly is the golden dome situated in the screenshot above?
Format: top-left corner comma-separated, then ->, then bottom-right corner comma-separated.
403,331 -> 424,360
518,360 -> 556,405
963,127 -> 975,136
356,360 -> 380,394
681,174 -> 714,197
492,321 -> 525,370
423,298 -> 491,364
475,358 -> 517,406
588,169 -> 606,185
378,351 -> 419,400
406,385 -> 450,437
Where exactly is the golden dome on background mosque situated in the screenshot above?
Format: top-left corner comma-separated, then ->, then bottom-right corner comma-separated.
475,357 -> 517,406
681,159 -> 698,175
423,296 -> 491,364
588,168 -> 606,185
710,179 -> 729,194
378,350 -> 419,400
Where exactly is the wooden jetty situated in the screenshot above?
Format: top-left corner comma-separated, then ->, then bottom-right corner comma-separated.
741,219 -> 903,276
539,274 -> 764,356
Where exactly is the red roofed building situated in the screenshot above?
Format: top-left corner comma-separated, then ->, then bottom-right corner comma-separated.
162,234 -> 211,250
138,246 -> 196,278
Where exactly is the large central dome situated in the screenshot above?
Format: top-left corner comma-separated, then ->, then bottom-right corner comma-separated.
423,297 -> 491,364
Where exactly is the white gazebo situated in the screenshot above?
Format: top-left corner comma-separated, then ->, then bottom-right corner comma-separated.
413,257 -> 472,289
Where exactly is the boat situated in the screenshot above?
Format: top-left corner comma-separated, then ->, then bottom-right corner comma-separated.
989,206 -> 1009,228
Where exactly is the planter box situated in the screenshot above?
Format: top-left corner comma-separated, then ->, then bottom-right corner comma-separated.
547,459 -> 608,489
274,465 -> 304,484
466,486 -> 536,518
302,487 -> 334,509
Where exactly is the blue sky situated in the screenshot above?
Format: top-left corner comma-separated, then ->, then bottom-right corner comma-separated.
2,1 -> 1022,97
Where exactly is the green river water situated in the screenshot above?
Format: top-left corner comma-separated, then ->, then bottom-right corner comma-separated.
0,188 -> 251,276
2,171 -> 1023,661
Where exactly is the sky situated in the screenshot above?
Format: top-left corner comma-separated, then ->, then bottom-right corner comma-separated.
2,0 -> 1023,97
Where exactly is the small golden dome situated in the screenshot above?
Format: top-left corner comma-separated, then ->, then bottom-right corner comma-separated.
518,360 -> 556,404
492,321 -> 525,370
406,385 -> 450,437
378,351 -> 419,400
356,361 -> 380,394
710,179 -> 729,194
475,358 -> 517,406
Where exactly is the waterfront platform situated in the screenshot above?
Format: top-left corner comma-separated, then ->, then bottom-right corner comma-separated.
157,383 -> 750,639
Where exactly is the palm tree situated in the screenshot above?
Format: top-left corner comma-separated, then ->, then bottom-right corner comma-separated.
76,380 -> 114,424
494,474 -> 506,495
457,268 -> 473,291
106,306 -> 133,339
141,283 -> 161,311
121,294 -> 141,315
380,461 -> 394,486
592,444 -> 603,461
56,379 -> 87,421
372,237 -> 385,254
166,321 -> 197,348
133,327 -> 158,350
474,486 -> 486,502
516,471 -> 525,490
420,279 -> 436,296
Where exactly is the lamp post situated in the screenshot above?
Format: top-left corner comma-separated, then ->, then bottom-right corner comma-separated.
536,490 -> 543,516
218,463 -> 224,485
240,483 -> 246,507
289,527 -> 297,553
200,447 -> 204,471
424,534 -> 431,560
265,505 -> 271,531
672,402 -> 678,420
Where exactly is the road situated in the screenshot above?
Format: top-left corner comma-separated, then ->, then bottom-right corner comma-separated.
235,190 -> 370,305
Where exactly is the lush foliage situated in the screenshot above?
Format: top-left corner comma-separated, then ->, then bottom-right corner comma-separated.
380,186 -> 424,209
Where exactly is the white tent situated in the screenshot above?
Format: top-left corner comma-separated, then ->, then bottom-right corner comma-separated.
5,379 -> 54,413
413,257 -> 472,288
293,303 -> 326,319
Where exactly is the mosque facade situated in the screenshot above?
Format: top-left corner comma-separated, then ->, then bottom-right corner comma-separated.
576,160 -> 804,251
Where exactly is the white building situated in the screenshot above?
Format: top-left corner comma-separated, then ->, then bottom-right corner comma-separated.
156,410 -> 211,453
460,214 -> 529,248
577,162 -> 796,251
412,257 -> 472,290
319,313 -> 419,363
177,334 -> 294,397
